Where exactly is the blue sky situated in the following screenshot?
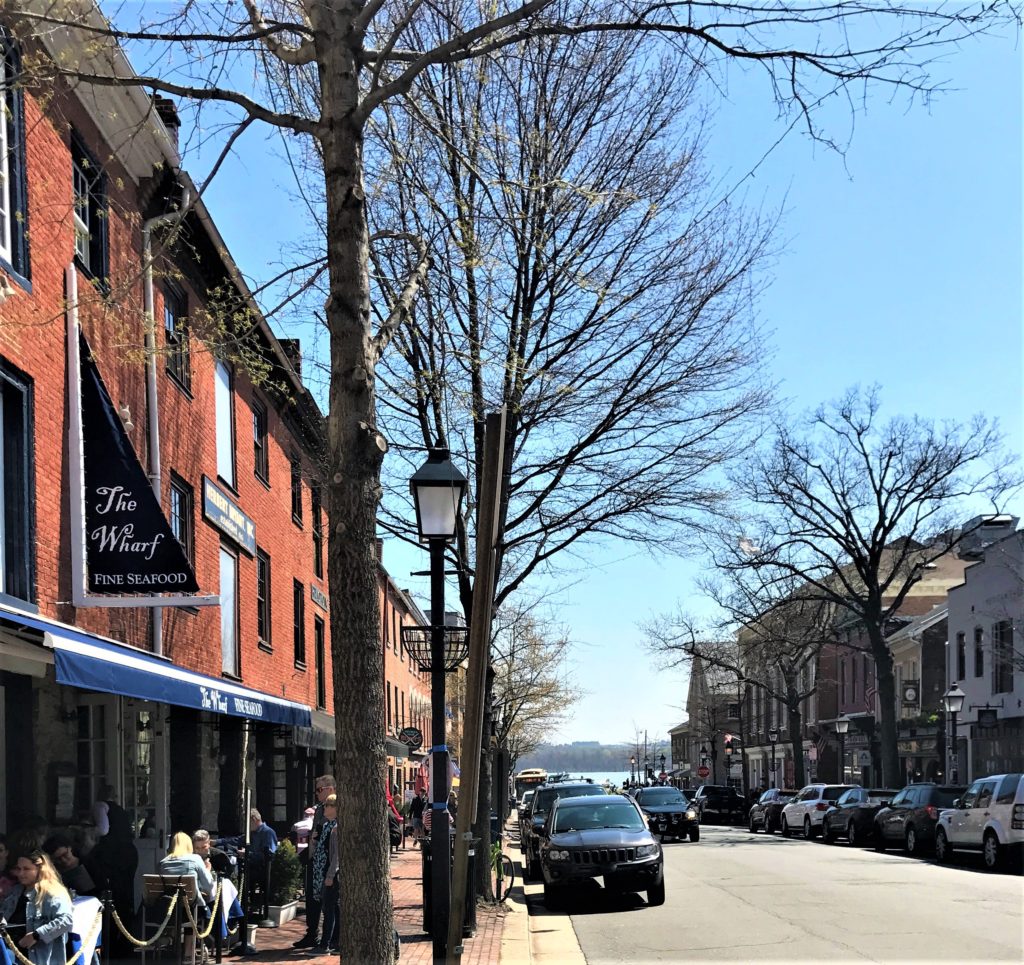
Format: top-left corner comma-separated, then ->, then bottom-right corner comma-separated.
194,26 -> 1022,750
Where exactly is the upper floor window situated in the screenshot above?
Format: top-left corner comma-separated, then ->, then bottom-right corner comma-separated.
256,548 -> 272,649
0,33 -> 29,281
253,399 -> 269,483
839,659 -> 846,705
71,133 -> 108,290
220,545 -> 239,676
164,284 -> 190,391
311,484 -> 323,578
0,357 -> 33,604
956,632 -> 966,681
974,627 -> 984,678
215,361 -> 236,487
992,621 -> 1014,695
290,455 -> 303,525
168,473 -> 194,563
293,578 -> 306,667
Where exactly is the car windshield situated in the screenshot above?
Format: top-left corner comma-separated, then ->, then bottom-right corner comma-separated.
639,789 -> 688,805
533,785 -> 603,813
521,791 -> 535,807
823,786 -> 849,802
554,802 -> 645,833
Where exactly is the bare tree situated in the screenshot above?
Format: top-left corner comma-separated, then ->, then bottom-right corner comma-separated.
491,604 -> 578,767
10,2 -> 1021,956
646,580 -> 836,787
714,386 -> 1018,786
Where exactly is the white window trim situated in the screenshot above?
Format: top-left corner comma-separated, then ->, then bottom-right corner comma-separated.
220,545 -> 239,676
215,360 -> 236,487
0,84 -> 11,263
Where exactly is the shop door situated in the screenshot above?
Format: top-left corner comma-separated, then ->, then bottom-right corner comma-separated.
121,699 -> 168,891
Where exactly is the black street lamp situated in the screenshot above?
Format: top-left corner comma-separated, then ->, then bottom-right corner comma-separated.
410,444 -> 467,963
724,741 -> 733,786
643,757 -> 650,785
630,755 -> 636,785
660,753 -> 666,781
943,683 -> 966,784
767,727 -> 779,788
835,715 -> 850,784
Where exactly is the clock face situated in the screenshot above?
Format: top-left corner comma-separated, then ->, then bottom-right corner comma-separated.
905,687 -> 917,702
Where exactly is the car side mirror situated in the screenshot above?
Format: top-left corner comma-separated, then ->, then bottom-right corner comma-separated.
952,799 -> 961,809
879,800 -> 890,808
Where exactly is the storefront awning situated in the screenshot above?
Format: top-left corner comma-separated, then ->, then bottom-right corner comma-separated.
296,708 -> 336,750
386,737 -> 409,761
0,604 -> 311,728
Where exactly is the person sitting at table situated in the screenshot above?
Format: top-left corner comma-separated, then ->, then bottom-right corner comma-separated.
0,850 -> 73,965
41,836 -> 98,898
191,830 -> 234,880
159,832 -> 214,907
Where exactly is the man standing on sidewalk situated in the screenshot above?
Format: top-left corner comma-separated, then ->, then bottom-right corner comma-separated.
293,774 -> 336,949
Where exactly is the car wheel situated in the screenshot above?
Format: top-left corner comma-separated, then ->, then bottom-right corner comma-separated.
848,823 -> 859,848
781,816 -> 791,838
874,826 -> 887,852
905,826 -> 918,856
689,826 -> 700,843
804,817 -> 816,840
983,831 -> 1002,871
542,882 -> 562,909
765,816 -> 776,835
647,877 -> 666,907
823,821 -> 837,844
749,816 -> 758,833
529,857 -> 542,881
935,828 -> 953,864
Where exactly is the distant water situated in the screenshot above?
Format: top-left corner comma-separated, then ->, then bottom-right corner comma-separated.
545,770 -> 632,788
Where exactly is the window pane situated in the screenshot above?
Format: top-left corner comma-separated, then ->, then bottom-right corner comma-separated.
253,401 -> 268,480
220,547 -> 238,675
215,362 -> 235,485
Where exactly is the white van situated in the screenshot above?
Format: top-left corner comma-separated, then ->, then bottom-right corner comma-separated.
935,773 -> 1024,871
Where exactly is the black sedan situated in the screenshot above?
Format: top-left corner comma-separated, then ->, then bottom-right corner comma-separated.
747,788 -> 798,834
633,786 -> 700,842
822,787 -> 898,846
692,785 -> 747,825
539,794 -> 664,908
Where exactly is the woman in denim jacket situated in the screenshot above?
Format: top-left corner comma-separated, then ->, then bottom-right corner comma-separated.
1,850 -> 73,965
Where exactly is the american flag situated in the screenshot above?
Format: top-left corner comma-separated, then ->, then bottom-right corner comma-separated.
814,731 -> 829,759
864,683 -> 877,711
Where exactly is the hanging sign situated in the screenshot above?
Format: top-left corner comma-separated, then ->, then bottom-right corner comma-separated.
311,584 -> 329,611
81,333 -> 200,593
398,726 -> 423,749
202,477 -> 256,555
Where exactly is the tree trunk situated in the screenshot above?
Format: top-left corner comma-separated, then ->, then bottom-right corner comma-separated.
474,666 -> 495,900
868,623 -> 901,787
786,690 -> 805,788
318,18 -> 393,962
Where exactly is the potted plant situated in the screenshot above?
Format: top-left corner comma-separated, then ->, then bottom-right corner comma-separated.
265,839 -> 302,926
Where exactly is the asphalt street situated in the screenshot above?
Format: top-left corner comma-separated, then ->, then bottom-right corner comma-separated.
525,824 -> 1024,964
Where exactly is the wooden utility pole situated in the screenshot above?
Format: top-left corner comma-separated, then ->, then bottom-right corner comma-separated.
446,410 -> 506,964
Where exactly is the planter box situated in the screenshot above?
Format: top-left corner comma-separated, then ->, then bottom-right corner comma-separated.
264,900 -> 299,927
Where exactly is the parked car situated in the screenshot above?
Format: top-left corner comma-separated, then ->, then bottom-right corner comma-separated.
691,785 -> 747,825
633,786 -> 700,842
781,784 -> 857,838
935,773 -> 1024,871
539,794 -> 664,908
747,789 -> 798,834
822,787 -> 898,846
517,789 -> 537,852
873,783 -> 966,856
524,780 -> 605,879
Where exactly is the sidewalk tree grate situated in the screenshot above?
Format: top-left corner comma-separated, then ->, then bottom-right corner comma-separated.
401,626 -> 469,672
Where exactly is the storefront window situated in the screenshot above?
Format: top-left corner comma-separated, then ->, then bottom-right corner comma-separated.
75,702 -> 108,814
122,702 -> 155,838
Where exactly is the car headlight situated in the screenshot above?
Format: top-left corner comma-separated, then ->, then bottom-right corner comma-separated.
635,843 -> 660,858
547,850 -> 571,861
686,810 -> 697,820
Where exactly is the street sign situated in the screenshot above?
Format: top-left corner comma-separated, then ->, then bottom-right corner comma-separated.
658,771 -> 668,781
398,726 -> 423,749
697,765 -> 710,778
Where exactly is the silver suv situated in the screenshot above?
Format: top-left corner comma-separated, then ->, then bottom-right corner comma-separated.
780,784 -> 857,839
935,773 -> 1024,871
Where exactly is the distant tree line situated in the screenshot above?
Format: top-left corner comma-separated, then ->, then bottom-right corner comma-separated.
518,742 -> 643,773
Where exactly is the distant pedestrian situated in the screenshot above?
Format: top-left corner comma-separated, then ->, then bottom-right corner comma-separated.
310,795 -> 339,953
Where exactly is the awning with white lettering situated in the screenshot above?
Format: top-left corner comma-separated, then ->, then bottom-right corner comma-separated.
0,603 -> 311,727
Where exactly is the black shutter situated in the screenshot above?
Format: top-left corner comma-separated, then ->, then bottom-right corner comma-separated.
3,34 -> 29,281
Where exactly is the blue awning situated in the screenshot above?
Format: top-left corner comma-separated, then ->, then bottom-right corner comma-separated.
0,604 -> 311,728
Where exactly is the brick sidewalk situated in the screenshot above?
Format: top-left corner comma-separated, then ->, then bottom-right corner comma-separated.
237,844 -> 506,964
